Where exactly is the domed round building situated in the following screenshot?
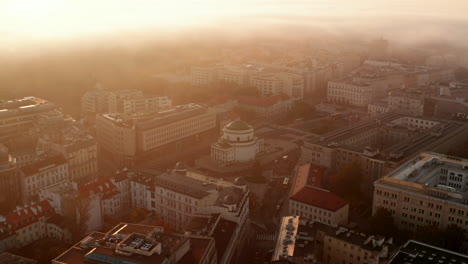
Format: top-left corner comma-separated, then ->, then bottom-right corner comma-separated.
211,120 -> 264,164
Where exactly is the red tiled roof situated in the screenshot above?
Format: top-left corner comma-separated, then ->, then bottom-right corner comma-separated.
80,176 -> 120,200
290,187 -> 348,212
307,164 -> 327,188
237,93 -> 290,107
5,200 -> 55,231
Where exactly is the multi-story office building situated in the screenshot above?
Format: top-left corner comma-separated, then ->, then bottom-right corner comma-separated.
300,113 -> 468,196
211,120 -> 264,164
0,97 -> 58,141
289,186 -> 349,226
0,145 -> 18,213
96,104 -> 217,168
373,152 -> 468,234
271,216 -> 392,263
53,223 -> 217,264
19,155 -> 69,204
153,164 -> 249,231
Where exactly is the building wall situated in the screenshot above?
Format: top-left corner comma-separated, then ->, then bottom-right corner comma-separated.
373,183 -> 468,234
322,235 -> 380,264
288,200 -> 349,226
20,163 -> 69,204
95,114 -> 137,168
138,109 -> 216,152
327,81 -> 373,106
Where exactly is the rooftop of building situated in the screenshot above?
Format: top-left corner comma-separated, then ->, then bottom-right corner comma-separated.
377,152 -> 468,205
304,113 -> 465,163
273,216 -> 393,262
101,103 -> 211,129
20,155 -> 67,176
184,214 -> 221,236
3,200 -> 55,231
389,240 -> 468,264
53,223 -> 214,264
80,176 -> 120,200
0,97 -> 56,119
290,186 -> 348,212
224,120 -> 252,131
212,218 -> 238,263
0,253 -> 37,264
155,170 -> 246,208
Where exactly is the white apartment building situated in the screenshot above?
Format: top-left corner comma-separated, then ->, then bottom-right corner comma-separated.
39,180 -> 103,236
3,200 -> 56,248
19,155 -> 69,204
327,80 -> 374,106
289,186 -> 349,226
80,177 -> 127,218
211,120 -> 264,164
250,72 -> 304,99
49,136 -> 98,184
373,152 -> 468,234
154,164 -> 250,231
190,65 -> 221,86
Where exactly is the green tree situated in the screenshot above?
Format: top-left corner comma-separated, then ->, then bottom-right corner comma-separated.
415,224 -> 466,253
335,161 -> 363,200
368,207 -> 397,237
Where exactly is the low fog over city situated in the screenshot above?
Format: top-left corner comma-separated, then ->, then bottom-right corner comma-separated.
1,1 -> 468,263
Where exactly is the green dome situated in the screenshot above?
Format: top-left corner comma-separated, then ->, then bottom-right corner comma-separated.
225,120 -> 252,131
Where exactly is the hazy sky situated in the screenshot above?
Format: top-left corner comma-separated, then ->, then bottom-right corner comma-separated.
2,0 -> 468,44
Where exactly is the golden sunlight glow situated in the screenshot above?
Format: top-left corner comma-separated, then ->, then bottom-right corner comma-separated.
2,0 -> 468,42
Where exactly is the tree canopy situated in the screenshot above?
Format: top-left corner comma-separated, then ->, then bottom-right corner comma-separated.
368,207 -> 398,238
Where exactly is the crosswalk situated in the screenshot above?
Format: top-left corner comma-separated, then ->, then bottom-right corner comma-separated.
256,234 -> 276,241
